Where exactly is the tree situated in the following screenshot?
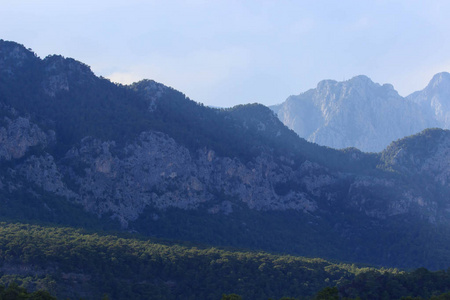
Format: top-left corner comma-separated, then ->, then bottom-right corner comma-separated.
314,287 -> 339,300
29,290 -> 58,300
221,294 -> 243,300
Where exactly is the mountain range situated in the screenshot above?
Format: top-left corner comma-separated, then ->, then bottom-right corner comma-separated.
271,73 -> 450,152
1,39 -> 450,273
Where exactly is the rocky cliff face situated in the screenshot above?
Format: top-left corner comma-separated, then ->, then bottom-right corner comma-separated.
16,129 -> 324,227
0,116 -> 54,160
272,75 -> 444,152
408,72 -> 450,129
3,112 -> 448,230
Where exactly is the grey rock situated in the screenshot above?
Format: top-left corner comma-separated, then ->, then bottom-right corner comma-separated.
272,75 -> 438,152
408,72 -> 450,128
59,131 -> 319,226
0,117 -> 53,160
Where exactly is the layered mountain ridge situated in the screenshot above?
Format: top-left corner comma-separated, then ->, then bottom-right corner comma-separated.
2,40 -> 450,269
272,73 -> 449,152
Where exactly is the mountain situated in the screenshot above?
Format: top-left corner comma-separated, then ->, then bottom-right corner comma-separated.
2,40 -> 450,271
271,75 -> 440,152
408,72 -> 450,128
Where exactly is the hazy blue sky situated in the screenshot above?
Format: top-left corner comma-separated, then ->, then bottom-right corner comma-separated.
1,0 -> 450,107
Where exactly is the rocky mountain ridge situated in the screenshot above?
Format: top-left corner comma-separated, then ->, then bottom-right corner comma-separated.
2,40 -> 450,269
408,72 -> 450,128
271,74 -> 448,152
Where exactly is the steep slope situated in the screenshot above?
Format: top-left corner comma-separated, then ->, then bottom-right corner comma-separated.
272,76 -> 437,152
2,40 -> 450,269
408,72 -> 450,128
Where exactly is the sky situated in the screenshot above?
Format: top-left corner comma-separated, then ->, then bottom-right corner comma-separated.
1,0 -> 450,107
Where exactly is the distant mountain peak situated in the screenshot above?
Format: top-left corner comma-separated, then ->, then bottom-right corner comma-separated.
347,74 -> 373,84
427,72 -> 450,90
315,75 -> 382,94
315,75 -> 375,90
271,75 -> 433,152
316,79 -> 338,89
404,71 -> 450,128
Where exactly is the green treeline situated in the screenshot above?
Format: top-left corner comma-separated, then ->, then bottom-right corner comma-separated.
1,222 -> 450,300
0,222 -> 356,299
0,282 -> 56,300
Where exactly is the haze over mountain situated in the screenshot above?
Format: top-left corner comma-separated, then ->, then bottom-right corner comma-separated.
2,39 -> 450,274
272,74 -> 450,152
408,72 -> 450,128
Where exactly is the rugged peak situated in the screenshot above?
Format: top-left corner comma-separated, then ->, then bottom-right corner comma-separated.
316,79 -> 338,90
407,72 -> 450,128
315,75 -> 381,94
382,83 -> 395,90
313,75 -> 397,102
271,74 -> 430,152
427,72 -> 450,90
344,75 -> 388,95
347,74 -> 374,85
408,72 -> 450,101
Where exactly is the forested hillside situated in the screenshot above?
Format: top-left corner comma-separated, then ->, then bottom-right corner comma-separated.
3,222 -> 450,300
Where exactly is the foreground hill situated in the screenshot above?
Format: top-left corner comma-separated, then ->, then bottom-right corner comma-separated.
1,40 -> 450,270
3,222 -> 450,300
0,222 -> 356,299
